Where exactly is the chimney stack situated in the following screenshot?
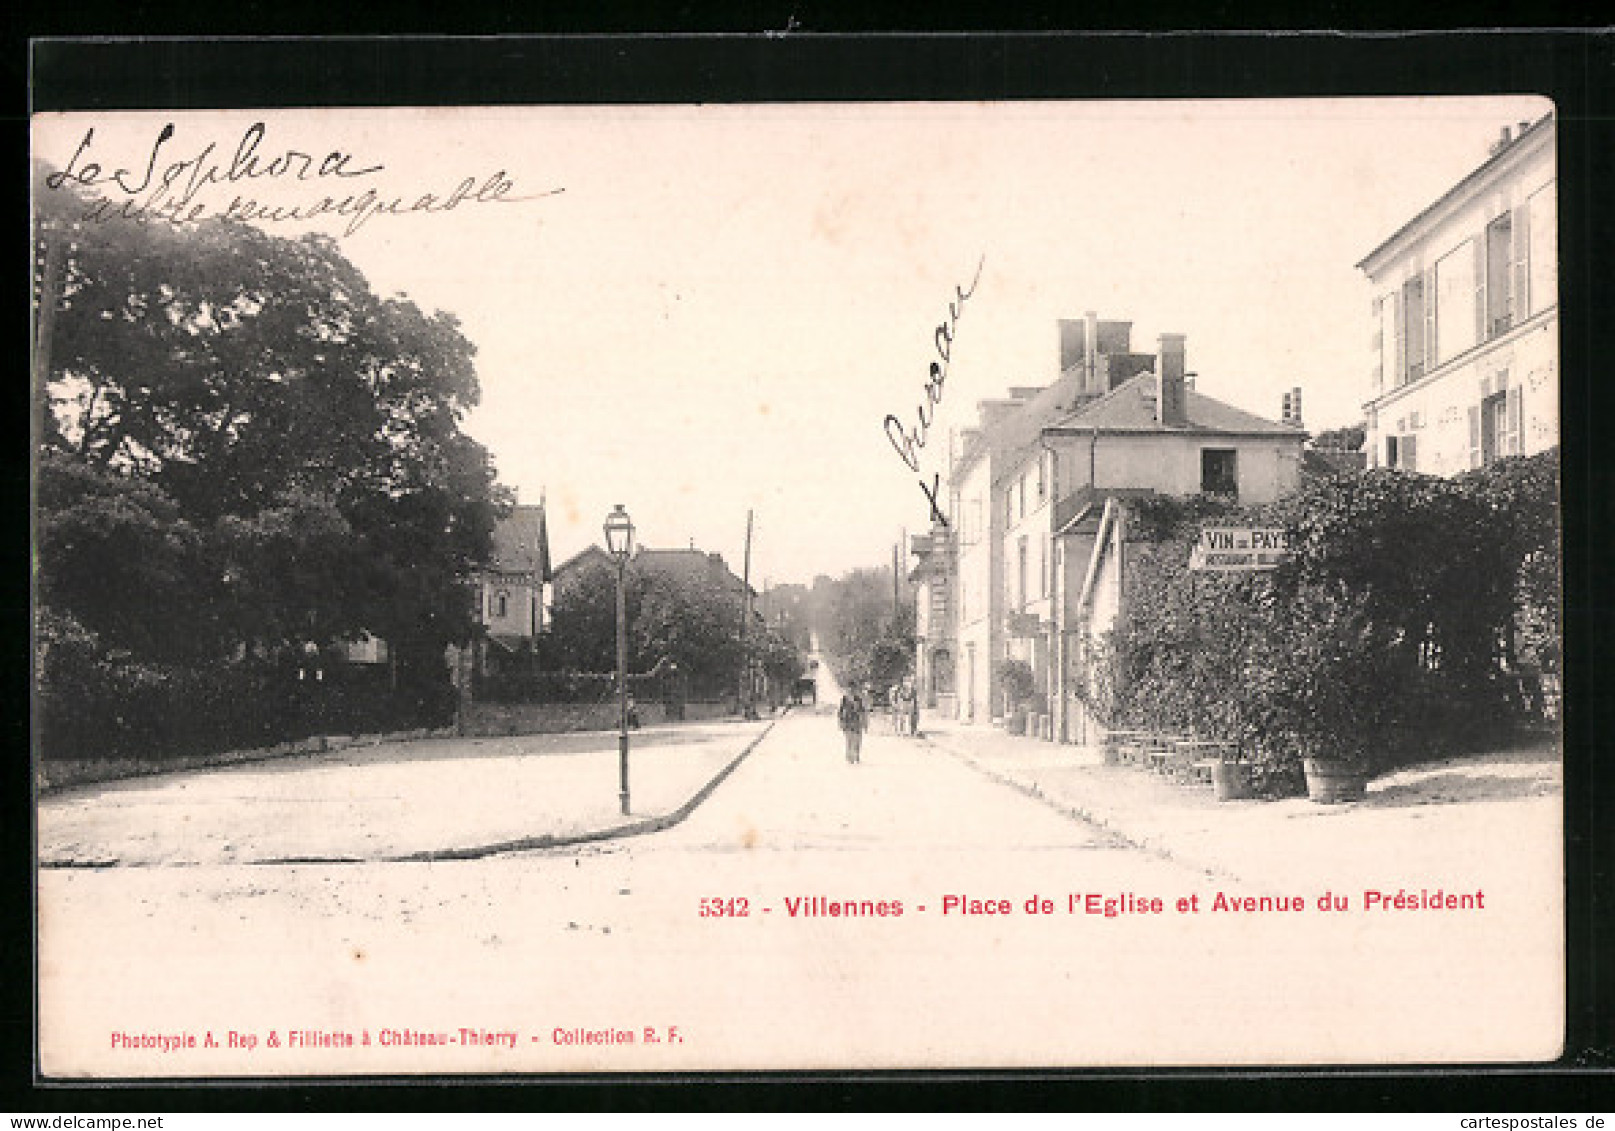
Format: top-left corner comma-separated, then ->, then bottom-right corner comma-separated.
1156,333 -> 1188,426
1058,319 -> 1087,375
1282,386 -> 1304,428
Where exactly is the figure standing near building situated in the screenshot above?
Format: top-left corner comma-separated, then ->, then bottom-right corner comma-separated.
906,677 -> 921,738
838,687 -> 868,764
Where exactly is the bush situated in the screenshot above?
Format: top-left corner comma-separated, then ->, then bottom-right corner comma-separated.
36,617 -> 451,763
1099,458 -> 1557,796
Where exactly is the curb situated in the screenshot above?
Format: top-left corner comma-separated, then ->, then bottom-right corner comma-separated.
378,715 -> 781,864
924,730 -> 1249,887
37,716 -> 784,870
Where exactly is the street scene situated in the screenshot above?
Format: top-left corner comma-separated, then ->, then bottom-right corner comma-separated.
38,695 -> 1560,1075
31,94 -> 1564,1077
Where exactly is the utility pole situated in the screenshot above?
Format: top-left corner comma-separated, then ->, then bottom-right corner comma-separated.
739,509 -> 756,719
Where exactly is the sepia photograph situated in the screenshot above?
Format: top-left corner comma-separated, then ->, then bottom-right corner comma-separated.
30,56 -> 1569,1080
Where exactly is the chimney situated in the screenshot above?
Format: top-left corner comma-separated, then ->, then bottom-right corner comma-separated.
1155,333 -> 1187,427
1282,386 -> 1304,428
1489,125 -> 1514,156
1058,319 -> 1087,375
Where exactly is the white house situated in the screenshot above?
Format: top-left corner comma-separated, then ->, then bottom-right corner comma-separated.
1358,112 -> 1557,475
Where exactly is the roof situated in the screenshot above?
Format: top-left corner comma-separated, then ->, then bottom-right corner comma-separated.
952,369 -> 1086,485
552,544 -> 614,579
486,504 -> 552,580
634,547 -> 756,596
1046,373 -> 1304,439
1358,112 -> 1554,275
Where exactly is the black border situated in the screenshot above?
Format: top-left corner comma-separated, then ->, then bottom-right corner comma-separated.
18,31 -> 1615,1113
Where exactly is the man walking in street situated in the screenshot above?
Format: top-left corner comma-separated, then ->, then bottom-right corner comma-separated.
838,687 -> 868,765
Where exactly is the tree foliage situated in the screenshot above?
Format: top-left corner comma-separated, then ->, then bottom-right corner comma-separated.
543,558 -> 804,702
1098,455 -> 1559,793
820,565 -> 915,693
34,164 -> 510,756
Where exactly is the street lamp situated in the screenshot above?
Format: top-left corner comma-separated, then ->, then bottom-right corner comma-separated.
603,504 -> 635,815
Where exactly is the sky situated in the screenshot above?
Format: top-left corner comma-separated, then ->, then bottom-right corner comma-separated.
32,96 -> 1552,586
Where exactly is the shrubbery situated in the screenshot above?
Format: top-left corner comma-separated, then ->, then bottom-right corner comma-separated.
1090,453 -> 1558,795
36,609 -> 453,762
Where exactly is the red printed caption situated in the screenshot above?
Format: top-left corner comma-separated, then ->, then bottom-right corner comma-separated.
700,888 -> 1487,919
110,1025 -> 685,1053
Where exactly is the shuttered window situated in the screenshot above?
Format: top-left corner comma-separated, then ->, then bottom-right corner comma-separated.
1486,213 -> 1514,336
1528,185 -> 1557,316
1436,239 -> 1478,363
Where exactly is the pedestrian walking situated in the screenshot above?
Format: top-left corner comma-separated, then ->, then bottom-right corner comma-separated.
907,679 -> 920,738
838,688 -> 868,764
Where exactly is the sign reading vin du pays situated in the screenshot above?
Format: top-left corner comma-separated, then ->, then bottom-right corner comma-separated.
1188,527 -> 1295,572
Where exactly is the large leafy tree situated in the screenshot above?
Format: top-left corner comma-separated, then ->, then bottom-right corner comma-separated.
545,558 -> 804,701
822,565 -> 915,693
34,164 -> 508,665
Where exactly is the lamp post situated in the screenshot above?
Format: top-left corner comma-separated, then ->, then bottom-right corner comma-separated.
603,504 -> 635,815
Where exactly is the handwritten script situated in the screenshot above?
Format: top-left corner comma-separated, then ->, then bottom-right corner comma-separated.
45,122 -> 560,236
883,255 -> 984,526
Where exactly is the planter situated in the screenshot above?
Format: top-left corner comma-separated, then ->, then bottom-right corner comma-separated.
1210,760 -> 1256,802
1303,758 -> 1368,804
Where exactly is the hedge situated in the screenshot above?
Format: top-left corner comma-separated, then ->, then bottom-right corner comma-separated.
1086,453 -> 1558,795
36,613 -> 453,763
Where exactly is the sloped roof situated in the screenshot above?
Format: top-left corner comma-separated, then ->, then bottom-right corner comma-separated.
1048,373 -> 1302,437
953,369 -> 1086,484
553,544 -> 614,580
487,504 -> 552,580
635,547 -> 755,596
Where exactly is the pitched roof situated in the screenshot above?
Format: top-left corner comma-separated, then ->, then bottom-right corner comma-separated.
552,544 -> 614,578
487,504 -> 552,580
953,369 -> 1086,484
1047,373 -> 1302,438
634,547 -> 754,596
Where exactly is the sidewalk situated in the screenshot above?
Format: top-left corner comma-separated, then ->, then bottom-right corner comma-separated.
922,716 -> 1564,897
38,717 -> 777,867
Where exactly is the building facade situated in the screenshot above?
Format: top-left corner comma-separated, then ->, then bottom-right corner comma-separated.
473,502 -> 553,672
1359,113 -> 1557,475
926,314 -> 1307,743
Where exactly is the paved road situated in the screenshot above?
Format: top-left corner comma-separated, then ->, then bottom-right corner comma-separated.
38,710 -> 1534,1076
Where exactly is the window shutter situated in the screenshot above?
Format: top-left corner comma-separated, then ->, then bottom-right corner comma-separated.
1424,268 -> 1438,371
1468,405 -> 1482,469
1511,205 -> 1530,321
1402,434 -> 1418,473
1506,385 -> 1524,456
1392,291 -> 1406,385
1473,237 -> 1487,345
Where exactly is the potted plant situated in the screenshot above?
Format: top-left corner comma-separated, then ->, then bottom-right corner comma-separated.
996,658 -> 1037,736
1209,742 -> 1257,802
1301,752 -> 1369,804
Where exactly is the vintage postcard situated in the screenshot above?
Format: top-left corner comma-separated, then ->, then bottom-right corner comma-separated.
32,80 -> 1566,1078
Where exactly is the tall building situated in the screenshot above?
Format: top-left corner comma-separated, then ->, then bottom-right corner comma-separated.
1358,113 -> 1557,474
928,314 -> 1307,741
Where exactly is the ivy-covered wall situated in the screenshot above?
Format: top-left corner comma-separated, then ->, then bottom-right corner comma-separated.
1085,452 -> 1558,795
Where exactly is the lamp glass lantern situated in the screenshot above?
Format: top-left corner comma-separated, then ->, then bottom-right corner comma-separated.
603,504 -> 635,561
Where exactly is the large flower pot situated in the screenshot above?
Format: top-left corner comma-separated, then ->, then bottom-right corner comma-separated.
1210,761 -> 1256,802
1303,758 -> 1368,804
